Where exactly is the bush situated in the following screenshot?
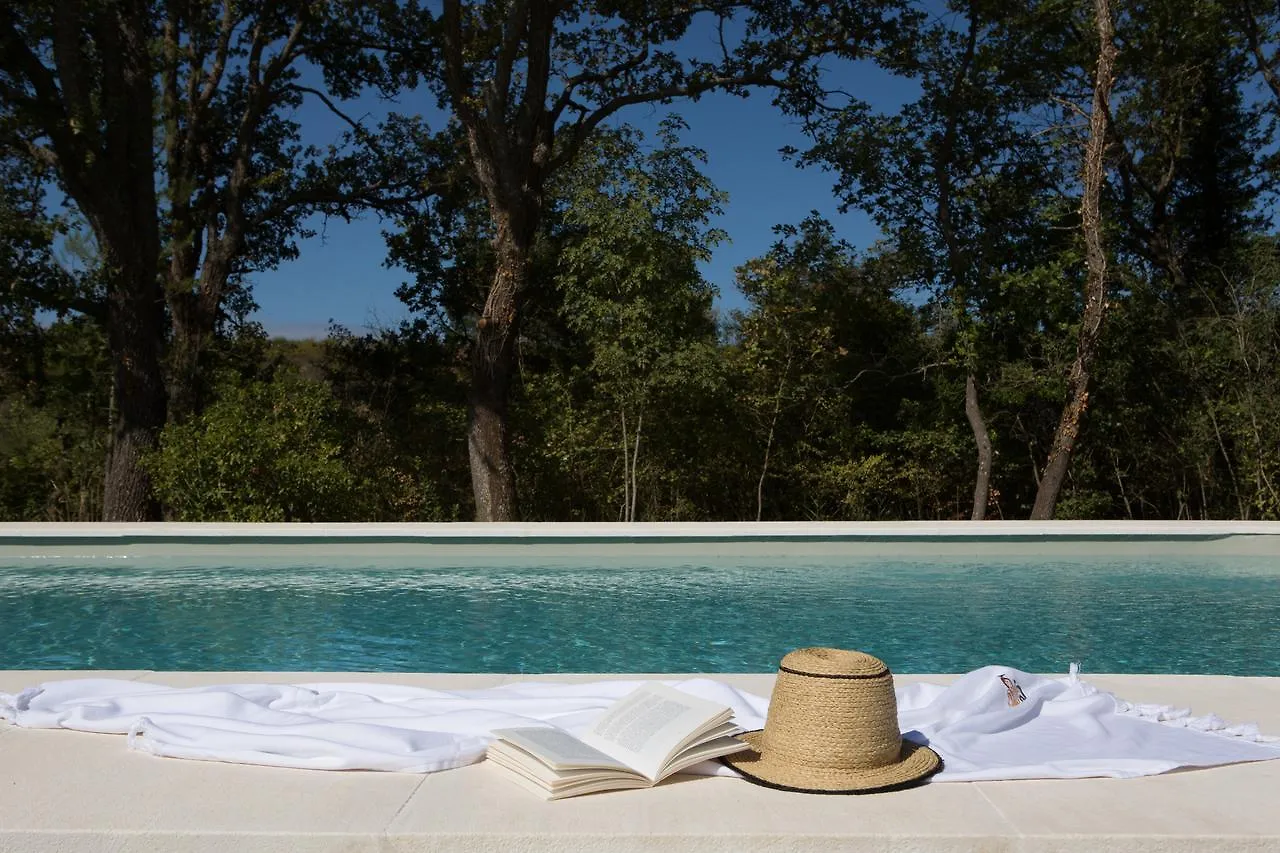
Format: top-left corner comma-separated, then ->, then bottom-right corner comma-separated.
148,371 -> 439,521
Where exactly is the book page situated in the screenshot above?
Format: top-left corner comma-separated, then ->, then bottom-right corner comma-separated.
488,743 -> 636,786
578,683 -> 729,780
491,726 -> 632,772
661,735 -> 751,776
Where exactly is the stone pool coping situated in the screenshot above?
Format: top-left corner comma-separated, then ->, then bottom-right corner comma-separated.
3,519 -> 1279,558
1,670 -> 1278,852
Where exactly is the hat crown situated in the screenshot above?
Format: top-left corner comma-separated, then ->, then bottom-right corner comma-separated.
760,647 -> 902,772
780,647 -> 888,678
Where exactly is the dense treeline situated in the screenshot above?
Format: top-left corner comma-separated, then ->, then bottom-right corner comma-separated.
2,0 -> 1279,523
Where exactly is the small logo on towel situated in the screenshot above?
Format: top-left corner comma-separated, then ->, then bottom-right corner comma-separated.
999,674 -> 1026,707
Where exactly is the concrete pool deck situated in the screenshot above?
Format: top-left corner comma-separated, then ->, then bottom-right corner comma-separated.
1,670 -> 1278,852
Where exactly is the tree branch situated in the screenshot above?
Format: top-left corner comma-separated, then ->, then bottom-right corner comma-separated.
290,83 -> 373,138
517,0 -> 554,169
441,0 -> 479,128
195,2 -> 238,112
550,70 -> 791,174
51,0 -> 97,150
0,11 -> 86,182
549,44 -> 651,125
491,0 -> 530,120
1233,0 -> 1280,104
261,13 -> 307,91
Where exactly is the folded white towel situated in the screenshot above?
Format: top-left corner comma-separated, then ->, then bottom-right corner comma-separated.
894,666 -> 1279,781
3,668 -> 1277,781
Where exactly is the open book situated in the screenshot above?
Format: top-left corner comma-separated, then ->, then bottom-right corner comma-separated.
486,682 -> 748,799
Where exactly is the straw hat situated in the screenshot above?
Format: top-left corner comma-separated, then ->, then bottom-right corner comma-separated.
721,647 -> 941,794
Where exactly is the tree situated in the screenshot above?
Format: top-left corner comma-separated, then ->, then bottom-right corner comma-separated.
148,368 -> 377,521
1023,0 -> 1270,519
1029,0 -> 1116,518
1,2 -> 407,518
371,0 -> 908,520
732,216 -> 924,520
0,146 -> 71,386
158,1 -> 432,423
0,146 -> 109,520
1,1 -> 167,519
391,119 -> 733,521
796,0 -> 1071,519
550,121 -> 724,520
1229,0 -> 1280,105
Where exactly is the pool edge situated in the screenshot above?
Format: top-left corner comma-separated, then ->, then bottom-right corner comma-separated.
3,520 -> 1278,559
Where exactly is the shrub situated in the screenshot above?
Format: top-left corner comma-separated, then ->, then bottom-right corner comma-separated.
148,371 -> 424,521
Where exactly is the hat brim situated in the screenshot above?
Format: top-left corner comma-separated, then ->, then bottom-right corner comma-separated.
720,731 -> 942,794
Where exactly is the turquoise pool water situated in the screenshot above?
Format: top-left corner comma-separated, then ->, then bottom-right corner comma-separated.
1,555 -> 1277,674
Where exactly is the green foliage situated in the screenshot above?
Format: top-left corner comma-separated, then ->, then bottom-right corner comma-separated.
728,216 -> 931,519
148,372 -> 354,522
0,399 -> 68,520
147,370 -> 444,522
0,318 -> 109,521
4,0 -> 1280,523
511,122 -> 734,521
324,323 -> 472,520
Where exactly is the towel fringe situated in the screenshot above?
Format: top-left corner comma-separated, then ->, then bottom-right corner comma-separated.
1111,695 -> 1278,743
1065,664 -> 1276,744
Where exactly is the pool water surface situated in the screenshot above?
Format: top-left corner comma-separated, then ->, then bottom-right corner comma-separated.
1,556 -> 1276,674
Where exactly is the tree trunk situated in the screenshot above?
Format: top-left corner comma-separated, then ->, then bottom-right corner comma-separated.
167,293 -> 204,424
933,5 -> 988,521
468,220 -> 526,522
629,411 -> 642,522
965,374 -> 993,520
102,255 -> 166,522
620,409 -> 629,521
97,0 -> 166,521
756,355 -> 791,522
167,250 -> 232,424
1031,0 -> 1117,520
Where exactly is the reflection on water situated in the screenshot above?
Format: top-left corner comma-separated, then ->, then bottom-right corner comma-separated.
0,557 -> 1276,674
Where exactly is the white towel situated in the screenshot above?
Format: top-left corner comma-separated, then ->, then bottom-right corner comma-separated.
894,666 -> 1280,781
2,669 -> 1277,781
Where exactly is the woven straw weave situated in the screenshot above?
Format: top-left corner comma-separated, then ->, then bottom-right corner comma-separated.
722,648 -> 941,793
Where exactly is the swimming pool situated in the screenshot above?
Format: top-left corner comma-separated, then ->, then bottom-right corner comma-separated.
2,532 -> 1277,674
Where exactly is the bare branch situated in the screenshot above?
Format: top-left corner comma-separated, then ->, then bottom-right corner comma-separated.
290,83 -> 373,137
261,14 -> 307,90
549,44 -> 651,125
551,70 -> 792,174
246,19 -> 268,89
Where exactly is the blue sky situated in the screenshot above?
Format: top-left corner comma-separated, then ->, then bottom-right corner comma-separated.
252,59 -> 921,339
